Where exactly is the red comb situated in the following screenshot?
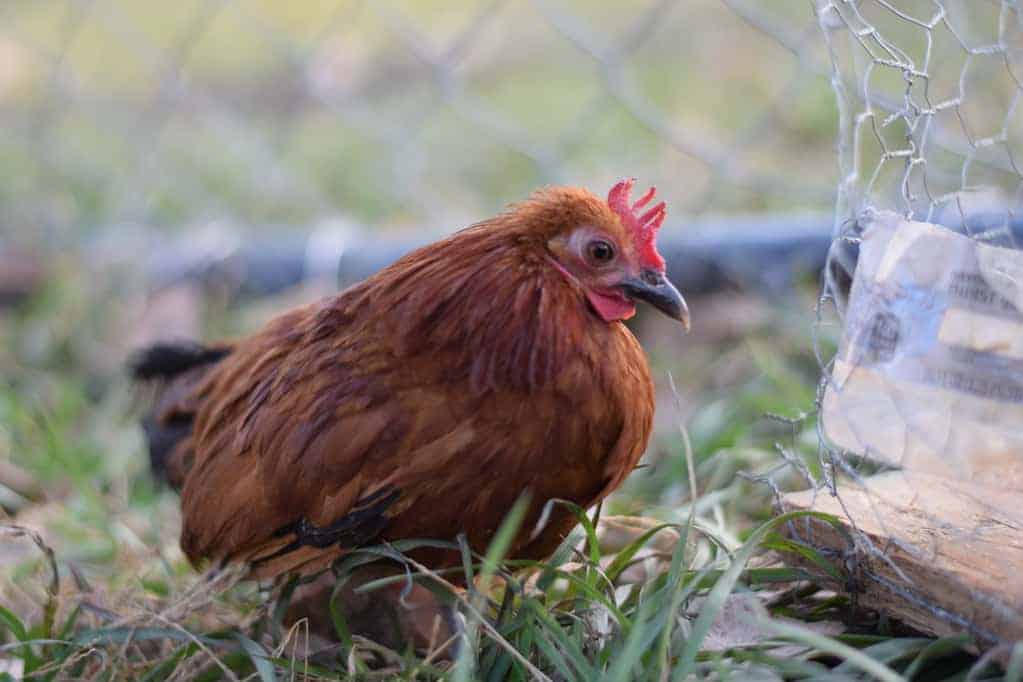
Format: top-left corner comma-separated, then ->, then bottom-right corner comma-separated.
607,178 -> 667,271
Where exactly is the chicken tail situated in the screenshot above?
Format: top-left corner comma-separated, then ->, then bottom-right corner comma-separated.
129,341 -> 232,488
128,341 -> 231,381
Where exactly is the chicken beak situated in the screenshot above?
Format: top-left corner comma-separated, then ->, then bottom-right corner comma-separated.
618,271 -> 691,331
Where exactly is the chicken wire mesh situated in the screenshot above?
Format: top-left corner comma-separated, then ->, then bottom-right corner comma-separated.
786,0 -> 1023,652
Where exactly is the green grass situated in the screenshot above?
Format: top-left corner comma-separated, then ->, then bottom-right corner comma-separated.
0,270 -> 1004,680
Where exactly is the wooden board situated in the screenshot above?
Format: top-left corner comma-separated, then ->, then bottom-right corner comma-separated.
781,471 -> 1023,648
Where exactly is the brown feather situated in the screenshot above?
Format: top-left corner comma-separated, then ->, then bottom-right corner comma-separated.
151,186 -> 657,579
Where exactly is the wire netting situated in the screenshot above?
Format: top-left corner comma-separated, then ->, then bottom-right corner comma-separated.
796,0 -> 1023,651
0,0 -> 838,245
820,0 -> 1021,229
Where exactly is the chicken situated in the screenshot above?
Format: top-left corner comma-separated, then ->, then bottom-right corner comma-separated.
132,179 -> 689,583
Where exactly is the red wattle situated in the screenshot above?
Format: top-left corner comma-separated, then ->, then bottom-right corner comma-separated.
585,290 -> 636,322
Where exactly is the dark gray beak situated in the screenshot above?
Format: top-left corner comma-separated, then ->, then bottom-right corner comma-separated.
619,271 -> 691,331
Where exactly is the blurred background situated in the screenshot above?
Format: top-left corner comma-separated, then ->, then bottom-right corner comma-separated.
1,0 -> 836,240
1,0 -> 1021,675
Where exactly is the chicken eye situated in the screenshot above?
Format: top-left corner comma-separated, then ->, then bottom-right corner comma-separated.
587,240 -> 616,265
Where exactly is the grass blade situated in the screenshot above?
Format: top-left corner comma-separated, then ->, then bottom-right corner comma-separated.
671,510 -> 843,680
759,618 -> 905,682
899,635 -> 972,679
232,633 -> 276,682
1006,642 -> 1023,682
603,594 -> 658,682
454,494 -> 531,682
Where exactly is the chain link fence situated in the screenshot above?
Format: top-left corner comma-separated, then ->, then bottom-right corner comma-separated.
0,0 -> 839,246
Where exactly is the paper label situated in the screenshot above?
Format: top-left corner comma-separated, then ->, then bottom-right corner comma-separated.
822,212 -> 1023,490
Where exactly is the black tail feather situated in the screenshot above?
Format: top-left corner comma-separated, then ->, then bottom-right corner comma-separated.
129,342 -> 231,381
142,414 -> 192,486
130,341 -> 230,489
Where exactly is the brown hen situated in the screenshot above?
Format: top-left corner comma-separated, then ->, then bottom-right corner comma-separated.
133,180 -> 688,583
